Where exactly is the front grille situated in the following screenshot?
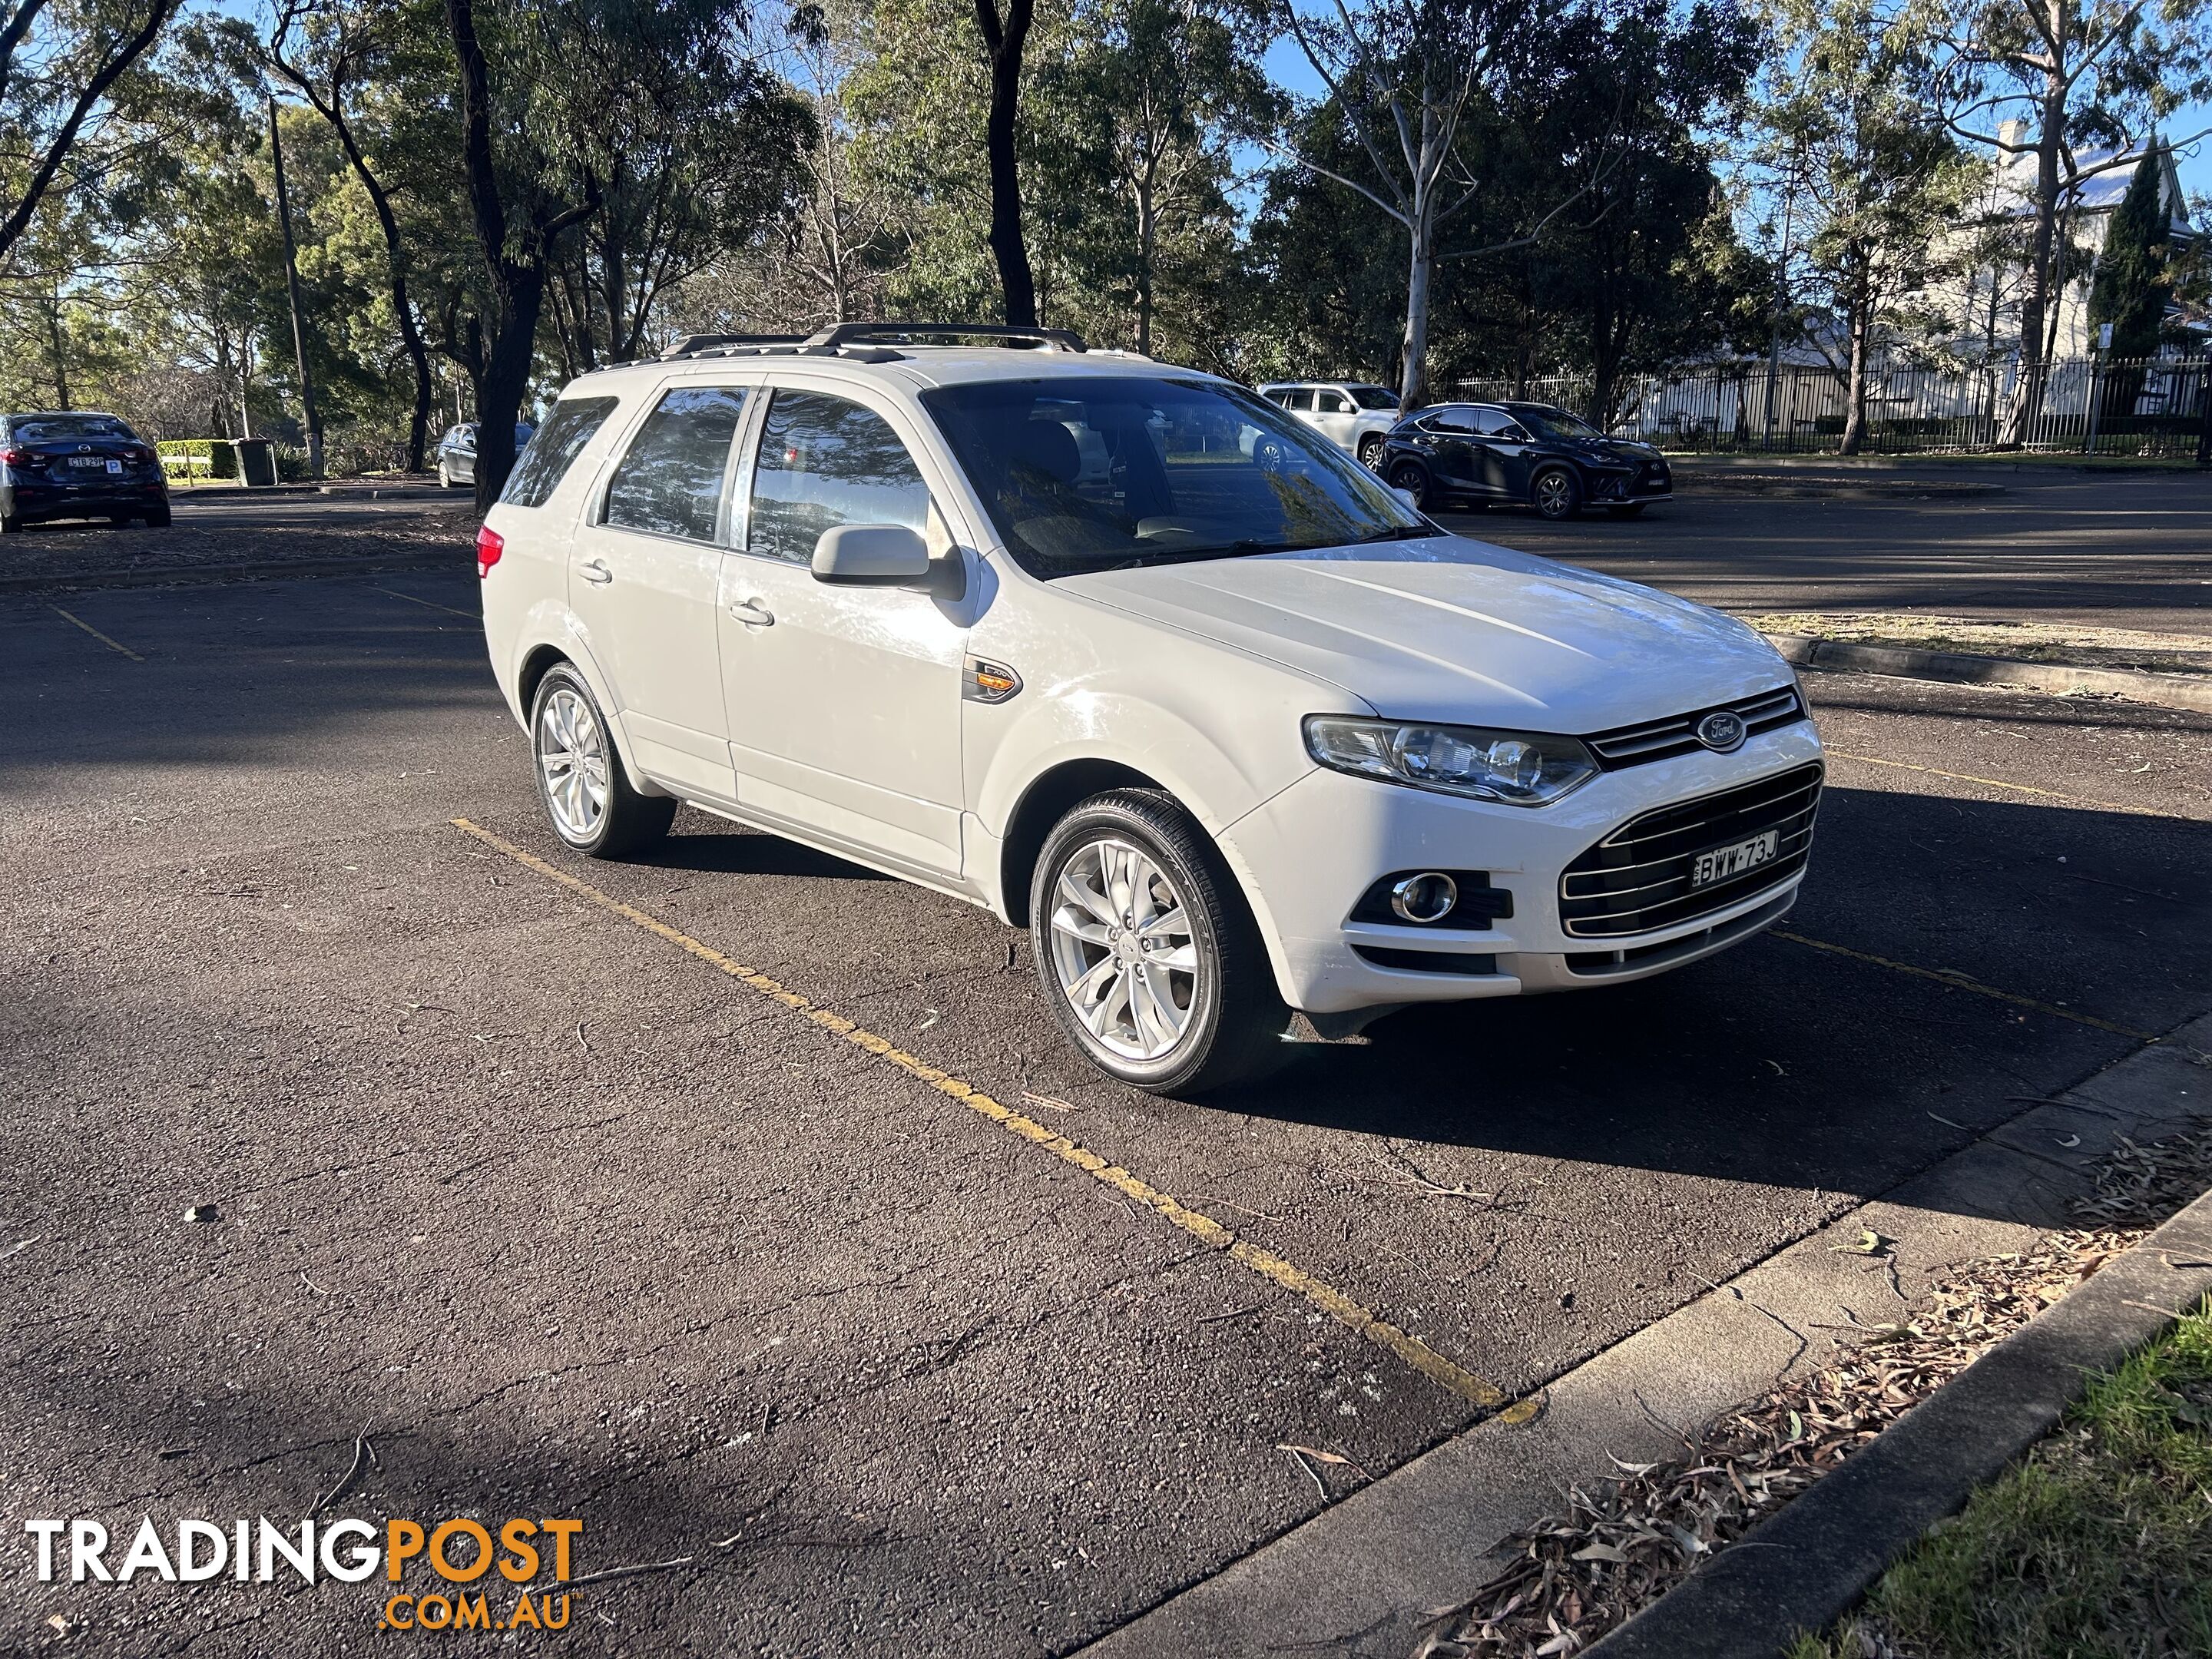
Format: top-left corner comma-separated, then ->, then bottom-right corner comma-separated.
1558,763 -> 1821,939
1584,685 -> 1806,770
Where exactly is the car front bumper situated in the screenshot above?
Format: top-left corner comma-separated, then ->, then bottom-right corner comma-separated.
1217,720 -> 1824,1014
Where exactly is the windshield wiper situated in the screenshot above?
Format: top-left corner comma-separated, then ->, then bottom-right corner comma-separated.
1357,524 -> 1438,542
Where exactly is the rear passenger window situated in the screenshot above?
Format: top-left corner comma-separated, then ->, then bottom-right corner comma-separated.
603,386 -> 749,541
747,391 -> 932,566
499,397 -> 616,508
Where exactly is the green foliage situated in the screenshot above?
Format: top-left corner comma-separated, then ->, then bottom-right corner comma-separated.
1796,1300 -> 2212,1658
2087,146 -> 2173,360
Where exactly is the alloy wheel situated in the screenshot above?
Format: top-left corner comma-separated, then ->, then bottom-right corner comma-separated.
537,685 -> 611,842
1047,836 -> 1200,1061
1535,469 -> 1575,518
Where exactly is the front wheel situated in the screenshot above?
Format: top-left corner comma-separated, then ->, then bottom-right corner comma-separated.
1357,435 -> 1386,470
1606,502 -> 1647,518
1532,466 -> 1582,520
1386,460 -> 1430,510
530,664 -> 675,859
1031,790 -> 1289,1094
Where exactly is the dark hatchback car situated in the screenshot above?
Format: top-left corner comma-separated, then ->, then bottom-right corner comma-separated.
1378,401 -> 1671,521
1,412 -> 170,532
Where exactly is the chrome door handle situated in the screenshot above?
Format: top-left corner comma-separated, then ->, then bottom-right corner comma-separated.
728,598 -> 775,627
579,559 -> 612,585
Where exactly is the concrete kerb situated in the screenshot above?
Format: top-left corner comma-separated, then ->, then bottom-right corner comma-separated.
1075,1015 -> 2210,1659
1772,634 -> 2212,717
1587,1176 -> 2212,1658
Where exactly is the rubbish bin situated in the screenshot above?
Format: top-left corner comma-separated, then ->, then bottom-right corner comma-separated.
233,439 -> 277,488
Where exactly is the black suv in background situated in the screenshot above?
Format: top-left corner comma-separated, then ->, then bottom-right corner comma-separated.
0,412 -> 171,532
1378,401 -> 1671,520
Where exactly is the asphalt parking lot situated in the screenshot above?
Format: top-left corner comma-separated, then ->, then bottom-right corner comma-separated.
5,481 -> 2210,1656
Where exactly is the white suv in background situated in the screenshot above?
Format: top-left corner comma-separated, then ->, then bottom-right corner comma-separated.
477,323 -> 1822,1092
1257,381 -> 1402,468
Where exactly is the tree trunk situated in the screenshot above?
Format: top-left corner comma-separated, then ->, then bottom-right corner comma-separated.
1839,291 -> 1869,455
268,98 -> 325,479
45,290 -> 69,409
1399,200 -> 1435,410
1998,82 -> 2065,447
1134,176 -> 1156,356
975,0 -> 1037,326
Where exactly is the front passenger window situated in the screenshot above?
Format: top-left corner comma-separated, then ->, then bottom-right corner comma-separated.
604,385 -> 750,542
747,391 -> 932,565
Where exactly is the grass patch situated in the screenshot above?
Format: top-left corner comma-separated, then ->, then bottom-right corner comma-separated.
1795,1298 -> 2212,1659
1743,611 -> 2212,676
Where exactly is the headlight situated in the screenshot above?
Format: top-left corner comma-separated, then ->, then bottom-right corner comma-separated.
1303,716 -> 1598,806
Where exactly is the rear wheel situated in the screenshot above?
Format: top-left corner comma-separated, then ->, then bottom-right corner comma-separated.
530,664 -> 675,859
1031,790 -> 1289,1094
145,507 -> 171,528
438,462 -> 455,488
1387,460 -> 1430,510
1532,465 -> 1582,520
1,515 -> 22,535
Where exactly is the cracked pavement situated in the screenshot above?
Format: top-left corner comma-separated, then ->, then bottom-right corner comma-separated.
3,482 -> 2209,1655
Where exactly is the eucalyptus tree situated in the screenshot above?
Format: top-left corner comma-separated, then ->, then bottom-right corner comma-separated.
0,0 -> 181,262
1757,0 -> 1970,451
1926,0 -> 2212,440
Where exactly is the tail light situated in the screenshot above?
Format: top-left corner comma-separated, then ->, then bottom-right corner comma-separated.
475,525 -> 505,578
0,447 -> 27,466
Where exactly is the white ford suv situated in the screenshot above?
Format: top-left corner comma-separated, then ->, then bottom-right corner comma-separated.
477,323 -> 1822,1092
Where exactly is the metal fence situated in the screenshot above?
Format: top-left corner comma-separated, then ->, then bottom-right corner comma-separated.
1455,355 -> 2212,460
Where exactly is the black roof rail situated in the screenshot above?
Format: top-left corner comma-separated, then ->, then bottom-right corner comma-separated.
801,321 -> 1089,354
660,333 -> 806,359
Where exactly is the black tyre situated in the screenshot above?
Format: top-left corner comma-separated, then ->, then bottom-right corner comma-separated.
145,507 -> 172,528
529,663 -> 675,859
1605,502 -> 1646,518
1030,789 -> 1290,1094
1531,466 -> 1582,520
1387,460 -> 1430,510
1357,434 -> 1386,469
1,515 -> 22,535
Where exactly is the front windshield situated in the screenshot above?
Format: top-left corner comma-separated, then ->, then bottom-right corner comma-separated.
921,376 -> 1426,578
1520,406 -> 1605,441
14,414 -> 132,442
1349,386 -> 1399,410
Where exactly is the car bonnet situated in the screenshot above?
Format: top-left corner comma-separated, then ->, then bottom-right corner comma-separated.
1058,537 -> 1793,732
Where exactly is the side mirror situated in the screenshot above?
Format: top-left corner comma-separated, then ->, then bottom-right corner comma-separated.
812,522 -> 931,586
1392,487 -> 1419,511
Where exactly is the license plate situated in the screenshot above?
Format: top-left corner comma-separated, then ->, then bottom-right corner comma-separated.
68,455 -> 104,469
1690,829 -> 1779,887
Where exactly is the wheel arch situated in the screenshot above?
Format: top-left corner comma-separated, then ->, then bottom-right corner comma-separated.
997,758 -> 1165,927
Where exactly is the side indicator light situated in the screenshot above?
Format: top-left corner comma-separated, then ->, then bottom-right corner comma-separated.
963,656 -> 1022,704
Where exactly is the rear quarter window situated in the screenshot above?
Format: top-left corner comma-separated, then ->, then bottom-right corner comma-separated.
500,396 -> 620,509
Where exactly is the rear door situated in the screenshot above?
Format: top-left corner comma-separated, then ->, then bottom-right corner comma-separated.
1474,408 -> 1538,498
716,380 -> 970,879
1310,387 -> 1357,450
566,379 -> 755,803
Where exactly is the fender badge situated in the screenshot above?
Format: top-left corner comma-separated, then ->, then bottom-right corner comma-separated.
963,656 -> 1022,704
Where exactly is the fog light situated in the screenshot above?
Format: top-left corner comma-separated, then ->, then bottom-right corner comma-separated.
1389,872 -> 1458,924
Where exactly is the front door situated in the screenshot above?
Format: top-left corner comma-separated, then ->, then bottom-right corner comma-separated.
1310,387 -> 1358,450
717,384 -> 969,879
1418,408 -> 1488,496
566,381 -> 753,803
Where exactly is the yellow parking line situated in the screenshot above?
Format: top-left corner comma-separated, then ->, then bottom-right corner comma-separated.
375,585 -> 479,621
49,606 -> 142,661
1826,750 -> 2157,817
1773,930 -> 2158,1041
453,816 -> 1529,1419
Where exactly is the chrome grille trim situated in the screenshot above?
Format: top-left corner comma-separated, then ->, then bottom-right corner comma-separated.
1558,763 -> 1823,939
1584,685 -> 1807,769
